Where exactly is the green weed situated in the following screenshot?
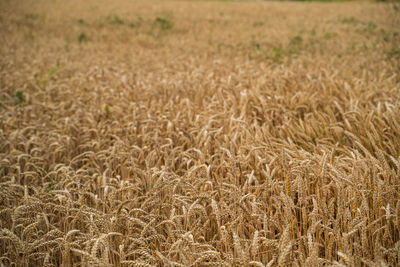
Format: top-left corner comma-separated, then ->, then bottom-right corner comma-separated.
311,28 -> 316,36
15,91 -> 24,105
288,47 -> 299,55
25,34 -> 34,41
324,32 -> 332,39
366,21 -> 377,33
155,17 -> 173,31
387,47 -> 400,59
47,64 -> 60,77
253,21 -> 264,27
107,15 -> 124,25
104,105 -> 111,118
48,180 -> 55,191
251,41 -> 260,50
340,17 -> 358,24
287,35 -> 303,55
270,47 -> 283,63
128,17 -> 142,28
290,35 -> 303,45
36,63 -> 61,89
78,33 -> 88,43
24,13 -> 39,20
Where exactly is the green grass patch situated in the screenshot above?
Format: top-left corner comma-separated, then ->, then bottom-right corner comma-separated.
78,33 -> 88,43
15,91 -> 24,105
387,47 -> 400,59
253,21 -> 265,27
339,17 -> 359,24
290,35 -> 303,45
154,17 -> 173,31
106,15 -> 125,25
24,13 -> 39,20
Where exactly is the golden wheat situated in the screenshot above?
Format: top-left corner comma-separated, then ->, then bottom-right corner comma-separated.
1,0 -> 400,266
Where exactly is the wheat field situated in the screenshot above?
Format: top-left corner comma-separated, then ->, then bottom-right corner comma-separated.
1,0 -> 400,266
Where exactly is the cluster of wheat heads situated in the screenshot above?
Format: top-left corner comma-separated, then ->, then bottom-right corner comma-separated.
1,0 -> 400,266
